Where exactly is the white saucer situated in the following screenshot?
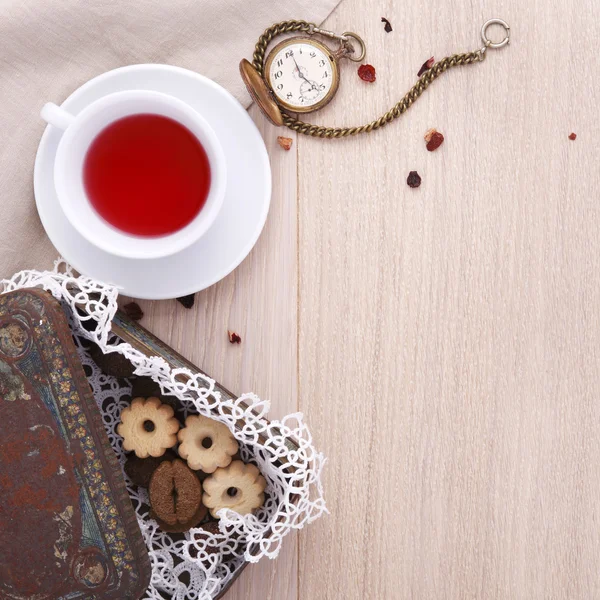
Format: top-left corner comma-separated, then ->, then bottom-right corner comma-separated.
34,64 -> 271,299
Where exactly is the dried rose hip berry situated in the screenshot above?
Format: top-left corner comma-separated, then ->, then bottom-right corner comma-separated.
228,330 -> 242,344
425,128 -> 445,152
277,136 -> 293,151
407,171 -> 422,188
358,64 -> 376,82
381,17 -> 392,33
417,57 -> 435,77
123,301 -> 144,321
176,294 -> 195,309
568,133 -> 577,140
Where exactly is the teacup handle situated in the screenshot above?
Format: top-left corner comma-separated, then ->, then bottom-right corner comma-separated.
41,102 -> 75,131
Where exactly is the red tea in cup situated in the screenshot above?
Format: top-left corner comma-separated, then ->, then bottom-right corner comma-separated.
83,114 -> 211,237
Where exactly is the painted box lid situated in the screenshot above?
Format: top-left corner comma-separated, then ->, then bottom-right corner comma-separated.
0,289 -> 151,599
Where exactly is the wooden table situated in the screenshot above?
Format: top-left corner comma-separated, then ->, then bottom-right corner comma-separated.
124,0 -> 600,597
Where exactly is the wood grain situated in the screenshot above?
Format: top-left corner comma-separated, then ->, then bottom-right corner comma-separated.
298,1 -> 600,599
126,1 -> 600,598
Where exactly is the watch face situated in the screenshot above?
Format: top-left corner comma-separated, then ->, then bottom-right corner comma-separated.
266,40 -> 337,112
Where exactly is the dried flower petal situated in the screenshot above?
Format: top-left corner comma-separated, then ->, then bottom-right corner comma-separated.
228,330 -> 242,344
417,56 -> 435,77
123,301 -> 144,321
176,294 -> 195,309
568,132 -> 577,141
381,17 -> 393,33
425,128 -> 445,152
358,64 -> 376,83
407,171 -> 422,188
277,136 -> 293,151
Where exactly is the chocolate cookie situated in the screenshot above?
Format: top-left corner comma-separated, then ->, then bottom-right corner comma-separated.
200,520 -> 221,535
193,520 -> 222,557
130,377 -> 179,412
124,450 -> 177,488
89,344 -> 136,378
149,460 -> 207,533
154,503 -> 208,534
196,520 -> 242,561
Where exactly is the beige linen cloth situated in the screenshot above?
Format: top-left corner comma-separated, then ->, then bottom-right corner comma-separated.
0,0 -> 340,278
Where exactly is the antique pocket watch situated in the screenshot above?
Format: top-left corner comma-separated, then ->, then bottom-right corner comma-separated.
240,19 -> 511,138
240,26 -> 364,126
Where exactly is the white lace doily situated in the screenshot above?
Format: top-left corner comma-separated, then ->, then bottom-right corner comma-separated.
1,261 -> 327,600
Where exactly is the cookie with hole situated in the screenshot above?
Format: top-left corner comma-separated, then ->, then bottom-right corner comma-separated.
177,415 -> 238,473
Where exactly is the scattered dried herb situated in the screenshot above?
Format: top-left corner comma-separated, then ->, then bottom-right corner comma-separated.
277,136 -> 293,151
568,132 -> 577,141
381,17 -> 393,33
425,128 -> 445,152
176,294 -> 195,309
358,64 -> 376,82
123,301 -> 144,321
228,330 -> 242,344
417,57 -> 435,77
407,171 -> 422,188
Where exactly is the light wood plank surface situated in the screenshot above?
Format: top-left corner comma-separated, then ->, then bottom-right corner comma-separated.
128,1 -> 600,598
299,1 -> 600,599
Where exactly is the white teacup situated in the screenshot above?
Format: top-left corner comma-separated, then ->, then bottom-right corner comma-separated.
41,90 -> 226,260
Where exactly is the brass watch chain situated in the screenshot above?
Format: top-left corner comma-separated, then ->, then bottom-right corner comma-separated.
252,19 -> 510,138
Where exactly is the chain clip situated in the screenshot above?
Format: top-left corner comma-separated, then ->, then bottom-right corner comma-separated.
308,25 -> 366,62
479,18 -> 510,59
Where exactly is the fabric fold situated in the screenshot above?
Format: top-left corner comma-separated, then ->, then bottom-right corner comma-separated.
0,0 -> 340,277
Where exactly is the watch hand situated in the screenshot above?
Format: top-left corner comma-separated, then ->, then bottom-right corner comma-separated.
292,56 -> 302,76
292,56 -> 311,85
